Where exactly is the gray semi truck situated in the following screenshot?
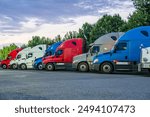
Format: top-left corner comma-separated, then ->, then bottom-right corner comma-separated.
72,32 -> 124,72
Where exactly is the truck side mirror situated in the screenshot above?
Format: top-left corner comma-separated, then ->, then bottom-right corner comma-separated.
89,48 -> 92,54
95,50 -> 98,56
89,48 -> 93,56
113,46 -> 117,53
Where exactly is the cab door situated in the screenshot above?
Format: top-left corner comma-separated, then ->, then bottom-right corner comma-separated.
54,50 -> 64,63
26,53 -> 34,68
111,41 -> 129,61
87,45 -> 100,63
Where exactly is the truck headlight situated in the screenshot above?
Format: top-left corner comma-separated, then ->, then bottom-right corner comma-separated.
93,59 -> 99,63
73,60 -> 78,64
143,58 -> 148,62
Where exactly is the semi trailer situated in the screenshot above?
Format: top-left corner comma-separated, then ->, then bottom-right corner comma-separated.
33,42 -> 62,70
42,38 -> 86,71
92,26 -> 150,73
0,48 -> 22,69
72,32 -> 124,72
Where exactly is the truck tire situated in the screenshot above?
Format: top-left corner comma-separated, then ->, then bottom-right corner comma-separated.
148,69 -> 150,73
78,62 -> 89,72
37,63 -> 43,70
100,62 -> 113,74
46,63 -> 54,71
20,64 -> 27,70
12,64 -> 17,69
2,64 -> 7,69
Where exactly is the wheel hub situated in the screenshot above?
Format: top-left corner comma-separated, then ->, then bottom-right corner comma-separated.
80,64 -> 87,71
38,64 -> 43,69
48,65 -> 52,70
103,65 -> 111,72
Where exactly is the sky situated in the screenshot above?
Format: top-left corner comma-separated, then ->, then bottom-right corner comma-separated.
0,0 -> 135,48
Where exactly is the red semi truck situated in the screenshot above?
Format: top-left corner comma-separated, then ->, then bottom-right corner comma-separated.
42,38 -> 86,71
0,48 -> 22,69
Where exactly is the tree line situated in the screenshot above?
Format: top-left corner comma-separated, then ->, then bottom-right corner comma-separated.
0,0 -> 149,60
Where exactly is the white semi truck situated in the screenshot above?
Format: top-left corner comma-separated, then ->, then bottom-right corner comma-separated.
138,47 -> 150,72
10,47 -> 31,69
10,44 -> 46,70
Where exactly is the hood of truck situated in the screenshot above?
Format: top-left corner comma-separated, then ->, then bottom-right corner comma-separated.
34,57 -> 42,65
73,53 -> 87,62
10,60 -> 16,64
93,51 -> 112,63
42,55 -> 57,64
1,59 -> 9,64
35,57 -> 42,62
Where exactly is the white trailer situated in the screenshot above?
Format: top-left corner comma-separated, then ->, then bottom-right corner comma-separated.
138,47 -> 150,72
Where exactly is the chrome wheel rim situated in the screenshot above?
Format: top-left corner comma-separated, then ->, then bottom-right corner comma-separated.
103,65 -> 111,73
38,64 -> 43,70
80,64 -> 87,71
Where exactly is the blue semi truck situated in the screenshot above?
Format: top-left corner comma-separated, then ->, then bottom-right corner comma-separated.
33,41 -> 62,70
92,26 -> 150,73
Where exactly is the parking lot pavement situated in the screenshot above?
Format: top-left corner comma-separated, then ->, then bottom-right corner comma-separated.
0,69 -> 150,100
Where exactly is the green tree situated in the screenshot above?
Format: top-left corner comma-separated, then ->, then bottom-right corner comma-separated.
28,36 -> 54,47
132,0 -> 150,12
54,35 -> 62,42
63,31 -> 79,41
123,10 -> 149,31
0,43 -> 18,60
79,22 -> 93,44
122,0 -> 150,31
90,14 -> 125,43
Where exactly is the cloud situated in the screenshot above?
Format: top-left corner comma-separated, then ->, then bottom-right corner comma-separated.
74,0 -> 135,19
0,0 -> 135,47
0,15 -> 99,45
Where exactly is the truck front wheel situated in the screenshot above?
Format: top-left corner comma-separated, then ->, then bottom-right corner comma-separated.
37,63 -> 43,70
78,62 -> 89,72
20,64 -> 27,70
12,64 -> 17,69
46,63 -> 54,71
2,64 -> 7,69
100,62 -> 113,74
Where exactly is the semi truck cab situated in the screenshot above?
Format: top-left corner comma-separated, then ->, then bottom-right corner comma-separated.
72,32 -> 124,72
92,26 -> 150,73
138,47 -> 150,72
17,44 -> 46,70
10,47 -> 32,69
0,48 -> 22,69
42,38 -> 86,71
33,42 -> 62,70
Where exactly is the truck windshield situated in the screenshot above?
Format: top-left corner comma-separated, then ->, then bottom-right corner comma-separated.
7,56 -> 12,60
44,51 -> 52,57
90,46 -> 100,54
16,55 -> 21,59
116,43 -> 127,51
55,50 -> 63,56
27,53 -> 33,58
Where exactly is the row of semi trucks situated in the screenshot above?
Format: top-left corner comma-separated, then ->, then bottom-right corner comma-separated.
0,26 -> 150,73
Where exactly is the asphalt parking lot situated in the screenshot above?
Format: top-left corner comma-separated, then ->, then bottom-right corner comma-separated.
0,69 -> 150,100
